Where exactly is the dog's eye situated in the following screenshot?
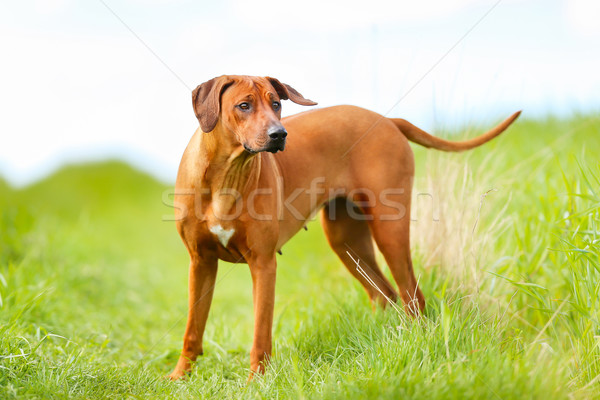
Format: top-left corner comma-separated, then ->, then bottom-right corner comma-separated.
238,102 -> 250,111
272,101 -> 281,110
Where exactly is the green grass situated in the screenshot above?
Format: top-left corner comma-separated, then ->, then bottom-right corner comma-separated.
1,114 -> 600,398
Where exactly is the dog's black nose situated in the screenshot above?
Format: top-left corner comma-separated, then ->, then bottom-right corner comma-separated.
268,128 -> 287,141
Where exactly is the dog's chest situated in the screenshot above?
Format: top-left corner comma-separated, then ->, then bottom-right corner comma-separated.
208,223 -> 235,247
204,191 -> 240,248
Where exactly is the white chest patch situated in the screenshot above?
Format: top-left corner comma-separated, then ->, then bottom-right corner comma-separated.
209,224 -> 235,247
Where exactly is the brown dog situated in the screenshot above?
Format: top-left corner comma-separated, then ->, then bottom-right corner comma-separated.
168,75 -> 520,381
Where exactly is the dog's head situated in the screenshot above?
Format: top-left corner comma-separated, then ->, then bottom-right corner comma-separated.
192,75 -> 317,154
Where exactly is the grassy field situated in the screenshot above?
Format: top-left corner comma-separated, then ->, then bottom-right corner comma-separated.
1,114 -> 599,399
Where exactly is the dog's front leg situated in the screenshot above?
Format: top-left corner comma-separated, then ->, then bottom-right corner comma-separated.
168,251 -> 218,380
247,254 -> 277,381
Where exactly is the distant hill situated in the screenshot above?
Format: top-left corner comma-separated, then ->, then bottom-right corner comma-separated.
0,176 -> 12,209
0,175 -> 8,194
3,160 -> 171,219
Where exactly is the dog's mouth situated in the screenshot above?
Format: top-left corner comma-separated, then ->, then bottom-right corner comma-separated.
244,141 -> 286,154
243,144 -> 259,154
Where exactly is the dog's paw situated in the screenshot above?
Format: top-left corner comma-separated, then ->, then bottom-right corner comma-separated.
165,370 -> 187,381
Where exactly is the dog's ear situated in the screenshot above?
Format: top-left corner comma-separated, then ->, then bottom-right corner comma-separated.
192,76 -> 234,133
267,77 -> 317,106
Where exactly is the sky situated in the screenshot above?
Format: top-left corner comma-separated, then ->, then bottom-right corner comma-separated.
0,0 -> 599,186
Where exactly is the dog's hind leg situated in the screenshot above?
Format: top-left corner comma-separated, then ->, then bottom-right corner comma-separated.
321,197 -> 398,308
366,184 -> 426,316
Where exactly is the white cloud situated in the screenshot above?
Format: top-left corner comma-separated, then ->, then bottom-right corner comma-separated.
0,26 -> 193,185
33,0 -> 71,15
566,0 -> 600,36
232,0 -> 483,31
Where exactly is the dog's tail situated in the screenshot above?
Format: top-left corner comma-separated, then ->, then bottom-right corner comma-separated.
389,111 -> 521,152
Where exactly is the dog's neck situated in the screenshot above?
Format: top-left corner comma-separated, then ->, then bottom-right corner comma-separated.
200,127 -> 261,219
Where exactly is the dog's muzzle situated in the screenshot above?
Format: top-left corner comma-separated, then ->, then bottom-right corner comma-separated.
265,127 -> 287,153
